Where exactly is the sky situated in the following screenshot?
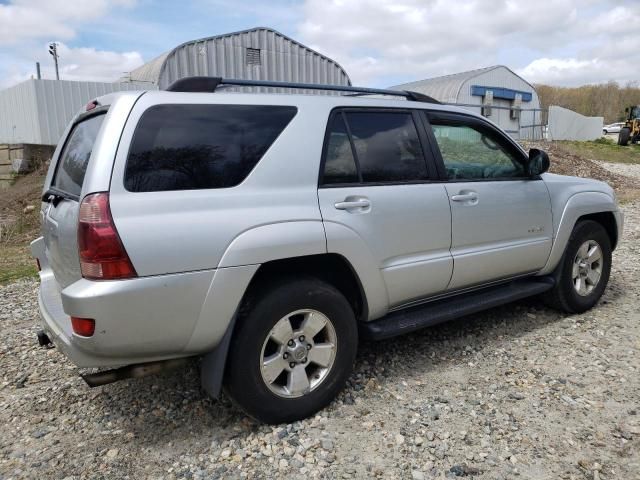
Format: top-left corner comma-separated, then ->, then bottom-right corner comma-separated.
0,0 -> 638,90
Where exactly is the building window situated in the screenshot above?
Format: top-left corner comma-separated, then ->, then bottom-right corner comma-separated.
246,48 -> 261,66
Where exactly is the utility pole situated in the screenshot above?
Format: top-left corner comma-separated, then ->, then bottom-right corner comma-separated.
48,42 -> 60,80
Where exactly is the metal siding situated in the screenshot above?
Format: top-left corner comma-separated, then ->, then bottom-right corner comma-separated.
0,79 -> 153,145
460,67 -> 541,139
157,28 -> 350,90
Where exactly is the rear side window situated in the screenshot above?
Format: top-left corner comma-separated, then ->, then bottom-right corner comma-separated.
322,114 -> 359,184
52,113 -> 106,197
321,110 -> 428,185
125,104 -> 297,192
346,112 -> 428,183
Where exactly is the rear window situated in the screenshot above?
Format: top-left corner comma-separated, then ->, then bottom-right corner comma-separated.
52,113 -> 106,197
124,104 -> 297,192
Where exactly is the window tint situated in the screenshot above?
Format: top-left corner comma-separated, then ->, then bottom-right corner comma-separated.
125,104 -> 297,192
52,113 -> 105,197
431,122 -> 525,180
345,112 -> 428,183
322,114 -> 358,184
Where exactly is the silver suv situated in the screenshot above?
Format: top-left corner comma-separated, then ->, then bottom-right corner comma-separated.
31,78 -> 623,424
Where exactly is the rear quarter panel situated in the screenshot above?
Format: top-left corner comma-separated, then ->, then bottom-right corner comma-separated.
108,93 -> 330,276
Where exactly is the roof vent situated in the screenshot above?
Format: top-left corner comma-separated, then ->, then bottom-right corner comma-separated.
246,48 -> 261,66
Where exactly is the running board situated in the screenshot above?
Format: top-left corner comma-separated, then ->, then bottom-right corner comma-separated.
361,277 -> 555,341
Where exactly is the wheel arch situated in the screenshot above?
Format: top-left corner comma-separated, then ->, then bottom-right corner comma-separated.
241,253 -> 369,323
540,191 -> 620,275
200,253 -> 368,399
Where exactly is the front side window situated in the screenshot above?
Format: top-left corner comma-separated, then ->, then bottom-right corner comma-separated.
430,121 -> 526,180
52,113 -> 106,197
125,104 -> 297,192
321,110 -> 428,185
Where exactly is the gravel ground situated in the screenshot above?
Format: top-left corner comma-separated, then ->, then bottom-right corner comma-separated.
595,161 -> 640,181
2,188 -> 640,480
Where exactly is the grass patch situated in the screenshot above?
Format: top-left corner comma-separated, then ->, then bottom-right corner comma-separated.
0,244 -> 38,285
555,139 -> 640,164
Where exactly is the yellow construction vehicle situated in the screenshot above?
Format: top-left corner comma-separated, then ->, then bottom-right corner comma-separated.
618,105 -> 640,146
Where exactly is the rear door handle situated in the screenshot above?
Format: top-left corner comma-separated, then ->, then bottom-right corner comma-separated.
451,192 -> 478,202
334,199 -> 371,210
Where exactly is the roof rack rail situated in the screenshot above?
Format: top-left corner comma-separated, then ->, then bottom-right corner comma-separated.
165,76 -> 441,104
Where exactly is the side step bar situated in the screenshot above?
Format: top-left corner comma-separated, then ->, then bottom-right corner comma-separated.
361,277 -> 555,341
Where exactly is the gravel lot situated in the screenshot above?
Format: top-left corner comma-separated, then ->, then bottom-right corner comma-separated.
2,175 -> 639,480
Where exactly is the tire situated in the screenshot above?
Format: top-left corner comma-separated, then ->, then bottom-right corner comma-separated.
543,220 -> 611,313
224,277 -> 358,423
603,130 -> 608,135
618,127 -> 630,146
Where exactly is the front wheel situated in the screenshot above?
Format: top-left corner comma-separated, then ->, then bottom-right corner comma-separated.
618,127 -> 631,146
224,277 -> 358,423
543,220 -> 612,313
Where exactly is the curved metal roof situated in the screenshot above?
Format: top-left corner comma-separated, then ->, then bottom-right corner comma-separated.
126,52 -> 169,84
125,27 -> 350,87
392,65 -> 535,103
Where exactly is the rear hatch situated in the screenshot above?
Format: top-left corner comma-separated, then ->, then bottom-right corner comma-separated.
42,110 -> 107,288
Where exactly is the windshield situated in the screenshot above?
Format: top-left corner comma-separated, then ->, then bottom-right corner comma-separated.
631,106 -> 640,119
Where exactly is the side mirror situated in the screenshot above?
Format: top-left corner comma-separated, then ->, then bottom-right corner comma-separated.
625,107 -> 629,113
527,148 -> 550,176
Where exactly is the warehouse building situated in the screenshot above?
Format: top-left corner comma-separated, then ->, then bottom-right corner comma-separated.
0,27 -> 350,185
392,65 -> 543,139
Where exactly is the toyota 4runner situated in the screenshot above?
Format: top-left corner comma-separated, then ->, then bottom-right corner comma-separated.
31,77 -> 623,423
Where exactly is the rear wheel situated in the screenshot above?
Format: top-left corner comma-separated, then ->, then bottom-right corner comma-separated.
543,220 -> 611,313
618,127 -> 631,146
224,277 -> 358,423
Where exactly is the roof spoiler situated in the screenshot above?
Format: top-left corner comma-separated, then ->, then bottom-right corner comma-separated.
165,76 -> 441,104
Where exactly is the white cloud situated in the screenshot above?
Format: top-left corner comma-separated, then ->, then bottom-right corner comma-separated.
0,0 -> 142,88
297,0 -> 640,87
43,43 -> 144,82
0,43 -> 144,88
0,0 -> 135,45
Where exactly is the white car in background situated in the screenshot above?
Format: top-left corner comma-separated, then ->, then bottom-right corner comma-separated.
603,122 -> 625,134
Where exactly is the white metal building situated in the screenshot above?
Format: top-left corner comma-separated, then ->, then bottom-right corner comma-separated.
392,65 -> 543,139
125,27 -> 351,90
0,79 -> 149,146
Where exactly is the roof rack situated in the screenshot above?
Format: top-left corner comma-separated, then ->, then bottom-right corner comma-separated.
165,76 -> 441,104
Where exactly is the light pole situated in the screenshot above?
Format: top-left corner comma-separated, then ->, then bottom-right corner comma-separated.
48,42 -> 60,80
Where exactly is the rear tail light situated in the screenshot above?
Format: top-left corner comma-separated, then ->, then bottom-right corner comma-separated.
78,193 -> 136,280
71,316 -> 95,337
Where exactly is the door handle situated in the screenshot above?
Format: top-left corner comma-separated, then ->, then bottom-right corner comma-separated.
334,199 -> 371,210
451,192 -> 478,202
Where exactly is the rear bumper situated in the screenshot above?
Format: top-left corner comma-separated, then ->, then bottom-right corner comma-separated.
35,266 -> 216,368
31,237 -> 238,368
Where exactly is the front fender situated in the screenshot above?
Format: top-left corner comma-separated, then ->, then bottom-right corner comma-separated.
539,191 -> 618,275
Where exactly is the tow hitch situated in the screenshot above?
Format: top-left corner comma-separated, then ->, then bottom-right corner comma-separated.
36,330 -> 52,348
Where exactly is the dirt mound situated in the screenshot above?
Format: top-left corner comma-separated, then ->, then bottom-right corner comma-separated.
0,169 -> 46,245
524,142 -> 638,201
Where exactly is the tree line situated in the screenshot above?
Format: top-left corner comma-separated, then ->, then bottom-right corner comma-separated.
535,81 -> 640,124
